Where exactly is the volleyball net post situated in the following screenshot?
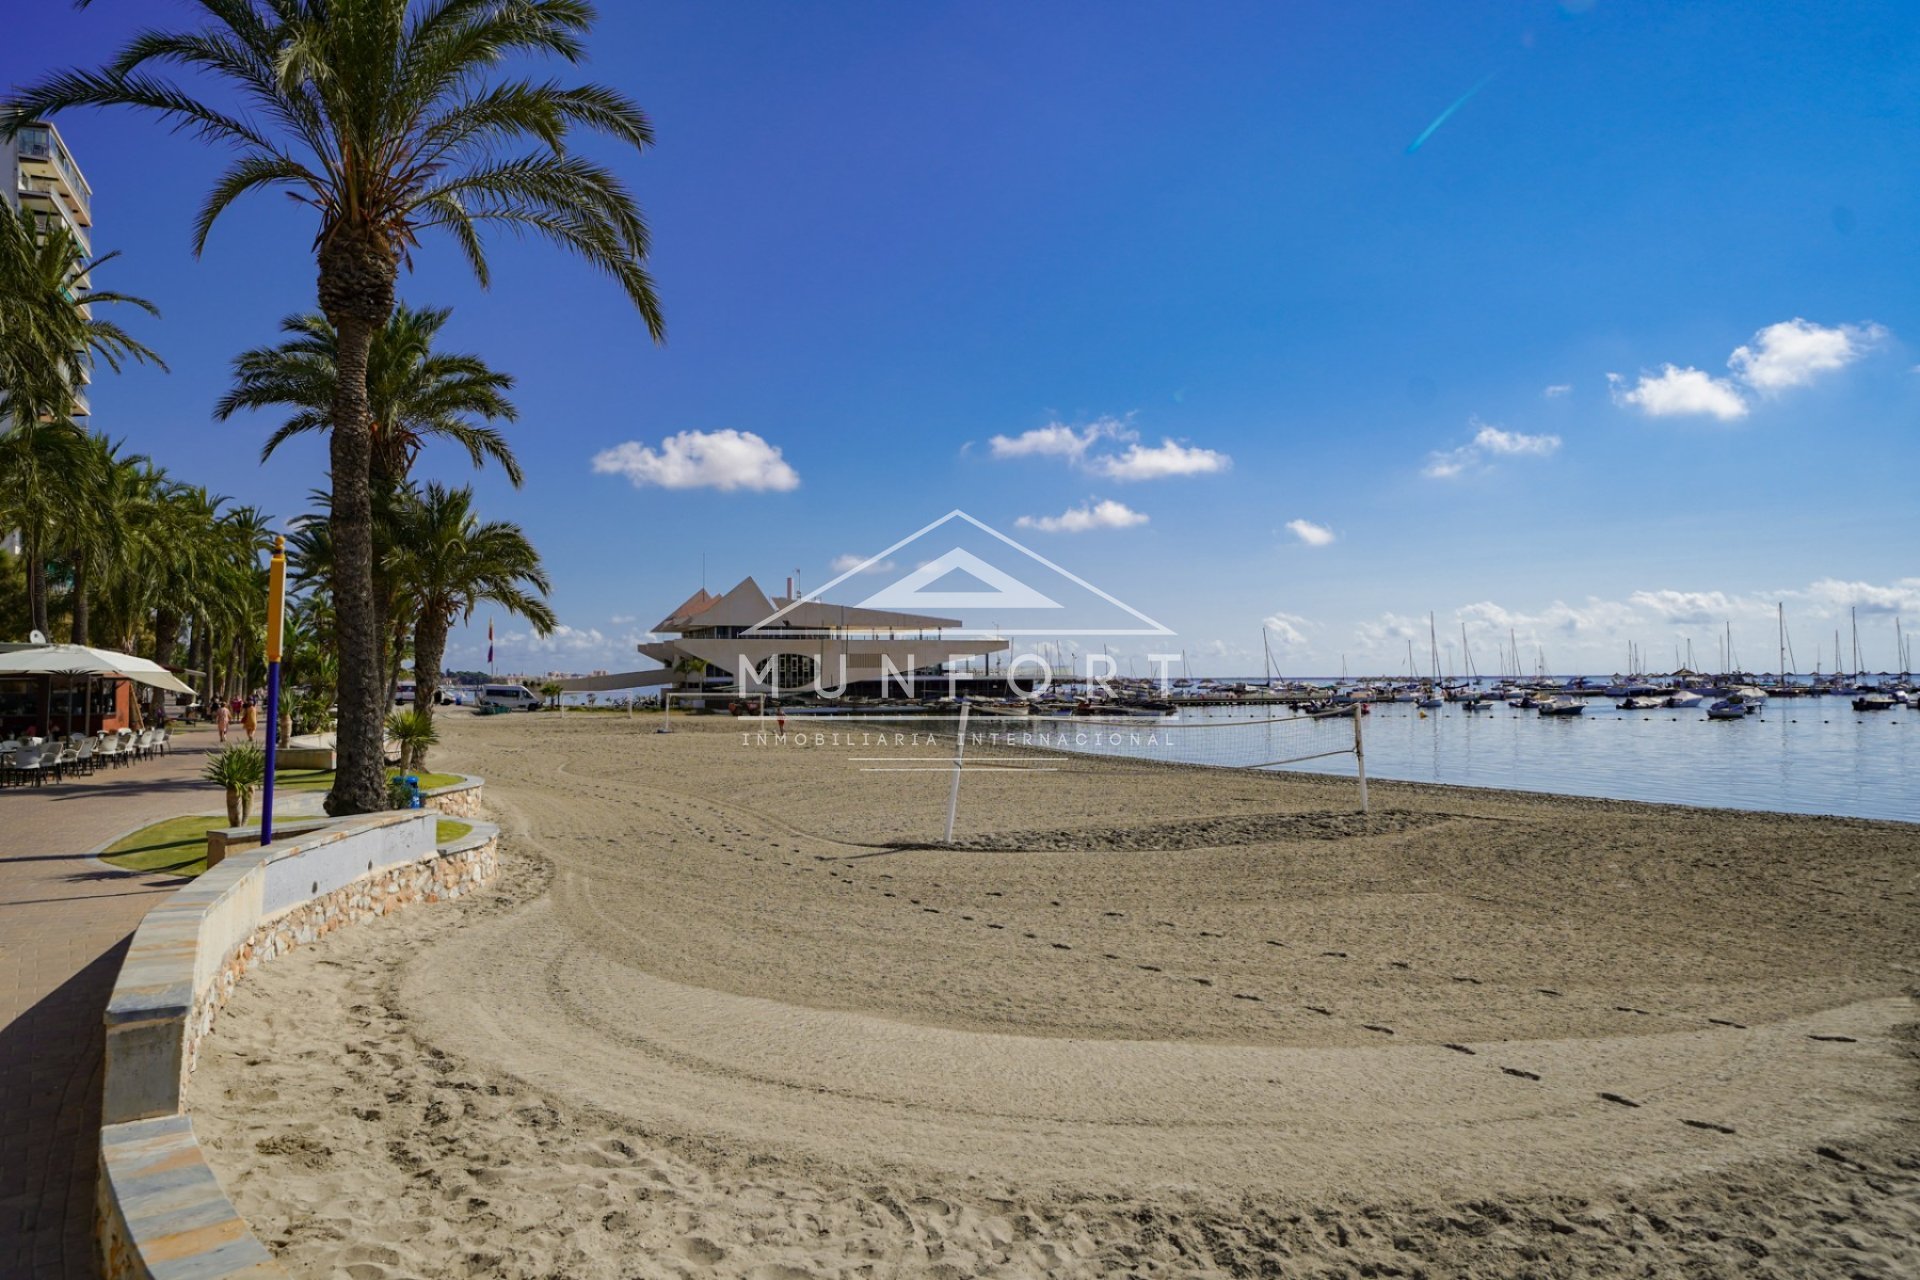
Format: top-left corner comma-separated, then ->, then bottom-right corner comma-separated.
943,702 -> 971,843
1353,706 -> 1369,816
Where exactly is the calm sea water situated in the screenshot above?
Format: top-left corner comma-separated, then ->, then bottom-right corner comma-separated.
1042,699 -> 1918,824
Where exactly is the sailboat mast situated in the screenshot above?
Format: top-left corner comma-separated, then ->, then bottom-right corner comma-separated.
1778,602 -> 1786,686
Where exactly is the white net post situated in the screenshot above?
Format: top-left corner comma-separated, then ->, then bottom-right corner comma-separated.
1352,705 -> 1369,815
943,701 -> 971,843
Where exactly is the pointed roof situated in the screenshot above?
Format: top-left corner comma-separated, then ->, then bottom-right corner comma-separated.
678,578 -> 780,629
652,587 -> 717,633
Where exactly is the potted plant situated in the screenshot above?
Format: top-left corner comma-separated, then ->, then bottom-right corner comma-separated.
203,742 -> 267,828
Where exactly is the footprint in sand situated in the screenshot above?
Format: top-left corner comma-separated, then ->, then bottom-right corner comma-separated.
1138,964 -> 1162,972
1362,1024 -> 1395,1035
1320,951 -> 1348,959
1682,1118 -> 1737,1134
1442,1043 -> 1476,1055
1501,1067 -> 1541,1081
1304,1005 -> 1333,1016
1451,975 -> 1482,985
1599,1092 -> 1641,1107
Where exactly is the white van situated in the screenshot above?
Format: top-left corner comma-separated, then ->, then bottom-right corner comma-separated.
477,683 -> 543,711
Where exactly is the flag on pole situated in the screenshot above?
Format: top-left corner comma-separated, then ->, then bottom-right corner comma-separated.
487,619 -> 494,666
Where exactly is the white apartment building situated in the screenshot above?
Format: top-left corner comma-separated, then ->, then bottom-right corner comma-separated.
2,120 -> 95,415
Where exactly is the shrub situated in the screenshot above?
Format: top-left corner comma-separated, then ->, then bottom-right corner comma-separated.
203,742 -> 267,827
385,707 -> 439,774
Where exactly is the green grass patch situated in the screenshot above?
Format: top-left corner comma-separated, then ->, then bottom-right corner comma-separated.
436,818 -> 472,845
274,768 -> 463,793
99,814 -> 222,879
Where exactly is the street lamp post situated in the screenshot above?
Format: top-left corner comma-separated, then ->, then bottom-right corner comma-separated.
260,536 -> 287,845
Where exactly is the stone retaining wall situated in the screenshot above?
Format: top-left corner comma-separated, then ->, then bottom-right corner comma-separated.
422,773 -> 484,818
96,798 -> 499,1280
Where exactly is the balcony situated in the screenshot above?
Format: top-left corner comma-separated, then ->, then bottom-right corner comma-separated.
14,184 -> 91,255
14,125 -> 92,225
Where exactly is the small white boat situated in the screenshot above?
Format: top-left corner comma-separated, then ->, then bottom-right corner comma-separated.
1618,695 -> 1666,711
1707,697 -> 1752,720
1665,691 -> 1704,708
1536,695 -> 1585,716
1853,692 -> 1897,712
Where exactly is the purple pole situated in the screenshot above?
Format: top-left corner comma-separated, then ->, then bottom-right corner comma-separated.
260,661 -> 281,845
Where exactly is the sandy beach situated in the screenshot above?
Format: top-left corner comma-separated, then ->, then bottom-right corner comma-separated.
187,711 -> 1920,1278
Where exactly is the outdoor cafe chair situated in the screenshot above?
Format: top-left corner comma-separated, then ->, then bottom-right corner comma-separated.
10,746 -> 52,786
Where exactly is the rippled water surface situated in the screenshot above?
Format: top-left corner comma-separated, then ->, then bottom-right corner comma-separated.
1041,699 -> 1918,823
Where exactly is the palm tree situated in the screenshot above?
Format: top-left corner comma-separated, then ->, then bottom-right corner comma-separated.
0,402 -> 89,636
0,206 -> 162,411
389,482 -> 555,731
8,1 -> 666,814
216,304 -> 524,486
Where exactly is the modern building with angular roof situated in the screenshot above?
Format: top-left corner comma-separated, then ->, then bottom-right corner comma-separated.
637,576 -> 1010,697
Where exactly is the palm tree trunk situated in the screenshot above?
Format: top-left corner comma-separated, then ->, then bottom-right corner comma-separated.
69,561 -> 89,645
150,605 -> 180,725
24,530 -> 48,638
414,612 -> 450,742
318,231 -> 397,816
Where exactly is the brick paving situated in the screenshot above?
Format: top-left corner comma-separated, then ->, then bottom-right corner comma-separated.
0,731 -> 232,1280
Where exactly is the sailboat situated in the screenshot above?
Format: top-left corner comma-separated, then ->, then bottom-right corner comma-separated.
1415,614 -> 1444,708
1457,623 -> 1489,709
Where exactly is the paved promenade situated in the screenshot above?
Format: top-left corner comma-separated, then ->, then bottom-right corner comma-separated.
0,732 -> 230,1279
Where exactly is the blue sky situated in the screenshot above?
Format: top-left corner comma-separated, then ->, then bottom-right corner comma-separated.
7,1 -> 1918,677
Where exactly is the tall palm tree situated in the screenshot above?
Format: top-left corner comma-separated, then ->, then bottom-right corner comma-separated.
8,1 -> 666,814
389,481 -> 554,725
216,303 -> 524,486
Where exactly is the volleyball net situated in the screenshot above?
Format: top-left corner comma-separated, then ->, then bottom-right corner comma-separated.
765,703 -> 1370,841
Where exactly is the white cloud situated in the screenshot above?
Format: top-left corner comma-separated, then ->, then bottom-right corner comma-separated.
1729,318 -> 1884,392
1472,423 -> 1560,457
1610,318 -> 1885,424
1803,577 -> 1920,616
592,429 -> 800,491
608,614 -> 637,625
1015,499 -> 1149,533
1609,365 -> 1749,421
989,416 -> 1231,481
1543,383 -> 1572,398
830,553 -> 898,575
1261,612 -> 1312,648
1338,576 -> 1918,669
987,418 -> 1128,461
1285,518 -> 1335,547
1091,439 -> 1233,481
1424,416 -> 1558,478
1422,447 -> 1475,480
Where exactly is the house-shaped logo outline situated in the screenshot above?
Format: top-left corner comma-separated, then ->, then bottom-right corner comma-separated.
745,509 -> 1174,638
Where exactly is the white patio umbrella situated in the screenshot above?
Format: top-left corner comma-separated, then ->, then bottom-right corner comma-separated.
0,643 -> 195,694
0,643 -> 198,734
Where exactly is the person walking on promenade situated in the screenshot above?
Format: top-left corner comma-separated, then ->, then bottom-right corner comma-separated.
215,702 -> 230,743
241,700 -> 258,743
